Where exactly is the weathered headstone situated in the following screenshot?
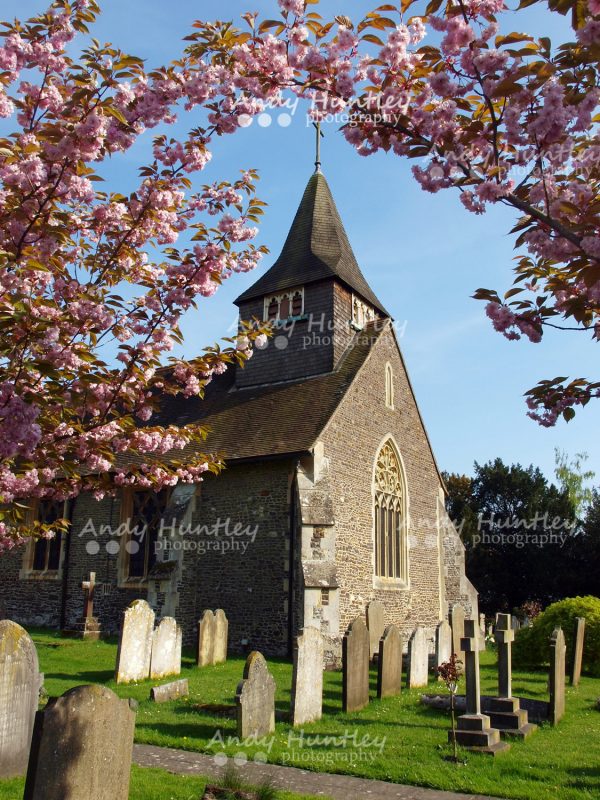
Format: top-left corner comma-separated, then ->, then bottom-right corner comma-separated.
197,609 -> 215,667
23,685 -> 135,800
291,627 -> 323,725
213,609 -> 229,665
366,600 -> 385,661
150,617 -> 181,680
435,620 -> 452,669
407,626 -> 428,688
115,599 -> 155,683
570,617 -> 585,687
450,620 -> 510,754
342,617 -> 370,712
150,678 -> 189,703
488,613 -> 536,738
549,627 -> 566,725
377,624 -> 402,699
479,613 -> 486,635
450,604 -> 465,657
0,621 -> 41,778
236,652 -> 276,738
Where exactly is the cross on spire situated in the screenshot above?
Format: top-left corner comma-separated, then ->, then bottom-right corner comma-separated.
312,121 -> 324,173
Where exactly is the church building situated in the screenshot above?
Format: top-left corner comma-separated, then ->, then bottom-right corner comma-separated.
0,170 -> 478,663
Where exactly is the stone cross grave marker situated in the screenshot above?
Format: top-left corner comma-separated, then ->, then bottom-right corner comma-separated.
487,614 -> 537,739
75,572 -> 101,640
407,626 -> 428,688
377,624 -> 402,699
550,627 -> 566,725
213,609 -> 228,665
115,599 -> 155,684
197,610 -> 215,667
366,600 -> 385,661
291,627 -> 323,726
450,604 -> 465,658
236,652 -> 276,738
570,617 -> 585,687
435,620 -> 452,670
0,621 -> 41,778
342,617 -> 370,712
450,619 -> 509,754
23,685 -> 135,800
150,617 -> 181,680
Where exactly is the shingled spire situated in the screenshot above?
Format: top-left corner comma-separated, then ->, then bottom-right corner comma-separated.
234,172 -> 389,316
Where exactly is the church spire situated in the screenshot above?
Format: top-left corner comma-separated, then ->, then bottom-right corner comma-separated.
235,171 -> 389,317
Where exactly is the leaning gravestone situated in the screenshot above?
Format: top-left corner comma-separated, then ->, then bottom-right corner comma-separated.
450,604 -> 465,658
377,624 -> 402,699
0,621 -> 41,778
570,617 -> 585,687
213,609 -> 229,664
435,620 -> 452,669
150,617 -> 181,680
291,627 -> 323,725
407,626 -> 429,688
23,685 -> 135,800
115,599 -> 155,683
366,601 -> 385,661
343,617 -> 370,712
550,627 -> 566,725
236,652 -> 276,738
197,609 -> 215,667
150,678 -> 189,704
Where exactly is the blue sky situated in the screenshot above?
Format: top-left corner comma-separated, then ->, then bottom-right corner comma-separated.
4,0 -> 599,485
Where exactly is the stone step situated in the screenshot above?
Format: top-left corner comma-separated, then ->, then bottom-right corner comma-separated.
450,727 -> 501,748
489,697 -> 520,713
500,722 -> 538,740
489,709 -> 528,730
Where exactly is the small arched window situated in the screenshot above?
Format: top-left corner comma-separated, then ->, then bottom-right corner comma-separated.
385,363 -> 394,409
374,440 -> 408,582
264,287 -> 304,321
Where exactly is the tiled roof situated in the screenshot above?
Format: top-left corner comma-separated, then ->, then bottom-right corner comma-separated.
235,172 -> 389,316
157,321 -> 386,462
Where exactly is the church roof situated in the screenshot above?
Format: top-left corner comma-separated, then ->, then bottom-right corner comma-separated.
235,172 -> 389,316
156,321 -> 386,462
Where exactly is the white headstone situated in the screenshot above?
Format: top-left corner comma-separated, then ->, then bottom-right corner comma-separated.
408,626 -> 429,688
150,617 -> 181,680
291,627 -> 323,726
115,600 -> 155,683
366,600 -> 385,660
435,620 -> 452,669
213,609 -> 228,665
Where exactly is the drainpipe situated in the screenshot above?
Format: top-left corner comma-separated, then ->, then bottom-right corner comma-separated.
287,464 -> 299,658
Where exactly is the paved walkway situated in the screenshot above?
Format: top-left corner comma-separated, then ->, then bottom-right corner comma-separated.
133,743 -> 503,800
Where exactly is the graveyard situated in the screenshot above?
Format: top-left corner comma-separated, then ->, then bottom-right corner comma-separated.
0,622 -> 599,800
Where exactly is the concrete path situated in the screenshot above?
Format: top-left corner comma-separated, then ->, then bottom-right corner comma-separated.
133,743 -> 504,800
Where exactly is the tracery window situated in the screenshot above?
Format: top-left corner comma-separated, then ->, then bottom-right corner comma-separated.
120,488 -> 170,581
264,288 -> 304,321
374,440 -> 407,582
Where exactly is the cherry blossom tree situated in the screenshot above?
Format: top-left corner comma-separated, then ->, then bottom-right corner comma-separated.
0,0 -> 269,548
187,0 -> 600,426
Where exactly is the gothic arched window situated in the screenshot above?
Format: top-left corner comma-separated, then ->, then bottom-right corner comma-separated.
374,440 -> 407,582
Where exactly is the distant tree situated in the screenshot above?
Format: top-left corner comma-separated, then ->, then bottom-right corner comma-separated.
554,449 -> 596,517
445,458 -> 577,612
576,489 -> 600,595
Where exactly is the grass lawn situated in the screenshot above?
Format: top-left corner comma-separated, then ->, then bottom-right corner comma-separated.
2,628 -> 600,800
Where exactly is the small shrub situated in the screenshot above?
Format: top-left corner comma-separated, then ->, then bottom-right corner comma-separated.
513,596 -> 600,676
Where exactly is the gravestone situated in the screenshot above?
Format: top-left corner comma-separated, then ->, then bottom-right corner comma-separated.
150,678 -> 189,703
0,621 -> 41,778
342,617 -> 370,712
150,617 -> 181,680
291,627 -> 323,725
377,624 -> 402,699
488,613 -> 536,738
115,599 -> 155,684
450,620 -> 509,754
214,609 -> 229,665
366,601 -> 385,661
236,652 -> 276,738
450,604 -> 465,658
407,626 -> 428,688
479,613 -> 486,635
435,620 -> 452,669
570,617 -> 585,687
73,572 -> 102,640
197,610 -> 215,667
549,627 -> 566,725
23,685 -> 135,800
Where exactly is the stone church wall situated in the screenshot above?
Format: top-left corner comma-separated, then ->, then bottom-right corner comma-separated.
319,324 -> 447,656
